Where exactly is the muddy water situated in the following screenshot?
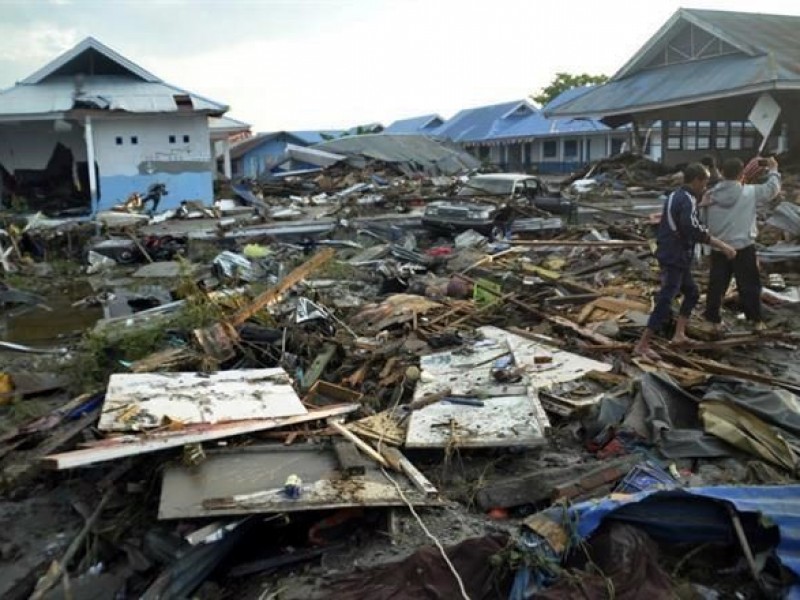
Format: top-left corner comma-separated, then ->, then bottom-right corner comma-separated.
2,282 -> 103,346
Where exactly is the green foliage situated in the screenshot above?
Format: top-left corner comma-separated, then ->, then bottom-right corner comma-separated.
531,72 -> 609,107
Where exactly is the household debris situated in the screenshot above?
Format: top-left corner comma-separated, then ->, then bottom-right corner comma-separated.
3,150 -> 800,600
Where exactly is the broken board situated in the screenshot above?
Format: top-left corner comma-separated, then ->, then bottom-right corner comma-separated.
158,444 -> 442,519
405,336 -> 550,449
98,368 -> 306,432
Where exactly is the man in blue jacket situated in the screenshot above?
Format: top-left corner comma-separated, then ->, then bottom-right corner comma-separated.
634,163 -> 737,361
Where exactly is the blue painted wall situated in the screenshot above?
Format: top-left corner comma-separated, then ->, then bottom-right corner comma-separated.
236,137 -> 291,179
96,171 -> 214,212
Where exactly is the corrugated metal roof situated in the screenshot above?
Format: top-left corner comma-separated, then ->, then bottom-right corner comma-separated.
0,76 -> 227,116
229,130 -> 344,160
384,114 -> 444,134
0,37 -> 228,118
289,130 -> 344,144
547,53 -> 776,118
313,133 -> 480,175
209,115 -> 251,133
542,86 -> 595,112
548,8 -> 800,120
433,100 -> 534,142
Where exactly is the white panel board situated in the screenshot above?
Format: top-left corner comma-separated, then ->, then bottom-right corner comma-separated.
99,368 -> 306,432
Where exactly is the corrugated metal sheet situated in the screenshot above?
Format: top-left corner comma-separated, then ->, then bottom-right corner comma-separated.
0,75 -> 226,116
548,8 -> 800,119
548,53 -> 773,118
432,100 -> 533,142
314,133 -> 480,175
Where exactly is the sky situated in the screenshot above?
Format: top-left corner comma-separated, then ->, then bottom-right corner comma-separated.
1,0 -> 799,132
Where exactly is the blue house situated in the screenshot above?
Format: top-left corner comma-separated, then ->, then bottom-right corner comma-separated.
230,130 -> 342,179
431,94 -> 642,173
384,113 -> 445,135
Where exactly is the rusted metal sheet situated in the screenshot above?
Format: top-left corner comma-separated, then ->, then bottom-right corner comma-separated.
98,368 -> 306,432
158,445 -> 441,519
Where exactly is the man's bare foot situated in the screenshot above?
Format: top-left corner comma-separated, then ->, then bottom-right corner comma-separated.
633,345 -> 661,361
669,335 -> 697,346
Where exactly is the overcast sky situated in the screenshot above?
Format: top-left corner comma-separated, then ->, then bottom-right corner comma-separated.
1,0 -> 799,132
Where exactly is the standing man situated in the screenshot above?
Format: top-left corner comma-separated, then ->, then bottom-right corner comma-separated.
702,156 -> 781,333
634,164 -> 737,360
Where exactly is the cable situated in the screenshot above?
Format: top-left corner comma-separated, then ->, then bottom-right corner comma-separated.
380,466 -> 471,600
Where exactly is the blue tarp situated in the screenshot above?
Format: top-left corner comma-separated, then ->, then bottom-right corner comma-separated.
533,485 -> 800,598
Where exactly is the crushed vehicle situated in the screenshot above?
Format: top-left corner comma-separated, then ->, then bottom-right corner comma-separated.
422,173 -> 574,235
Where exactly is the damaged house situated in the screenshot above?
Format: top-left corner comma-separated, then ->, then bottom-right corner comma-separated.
0,37 -> 229,215
230,130 -> 343,179
545,8 -> 800,165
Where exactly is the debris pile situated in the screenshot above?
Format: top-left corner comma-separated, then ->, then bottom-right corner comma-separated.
3,156 -> 800,599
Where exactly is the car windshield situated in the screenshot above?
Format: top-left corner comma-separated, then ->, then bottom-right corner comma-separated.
458,178 -> 515,197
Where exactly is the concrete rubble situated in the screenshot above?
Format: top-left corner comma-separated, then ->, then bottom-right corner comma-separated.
2,151 -> 800,600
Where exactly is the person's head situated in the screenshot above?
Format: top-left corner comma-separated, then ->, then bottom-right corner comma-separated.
721,158 -> 744,181
700,155 -> 717,170
683,163 -> 710,197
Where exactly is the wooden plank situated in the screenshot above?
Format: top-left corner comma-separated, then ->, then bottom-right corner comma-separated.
301,343 -> 337,391
98,368 -> 306,432
332,439 -> 368,477
43,404 -> 359,470
229,248 -> 334,327
329,420 -> 389,468
379,446 -> 438,499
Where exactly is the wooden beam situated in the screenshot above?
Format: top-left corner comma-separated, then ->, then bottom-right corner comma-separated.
43,404 -> 359,470
379,446 -> 438,499
328,420 -> 390,468
333,439 -> 368,477
230,248 -> 334,327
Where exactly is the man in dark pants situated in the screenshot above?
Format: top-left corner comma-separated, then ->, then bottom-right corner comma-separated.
634,164 -> 737,361
702,156 -> 781,333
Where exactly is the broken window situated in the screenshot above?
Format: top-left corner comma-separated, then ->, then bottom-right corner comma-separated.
543,140 -> 557,158
115,136 -> 123,146
169,135 -> 176,144
131,136 -> 138,145
174,95 -> 193,111
183,134 -> 190,143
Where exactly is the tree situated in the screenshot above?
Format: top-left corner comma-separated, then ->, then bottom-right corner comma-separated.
531,72 -> 609,107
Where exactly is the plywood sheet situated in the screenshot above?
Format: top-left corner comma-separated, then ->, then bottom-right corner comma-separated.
405,394 -> 548,448
99,368 -> 306,432
158,445 -> 440,519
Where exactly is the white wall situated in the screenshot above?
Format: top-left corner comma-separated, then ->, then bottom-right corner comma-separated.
92,114 -> 211,176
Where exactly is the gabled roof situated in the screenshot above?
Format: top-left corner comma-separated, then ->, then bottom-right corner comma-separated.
547,8 -> 800,121
0,37 -> 228,118
384,113 -> 445,134
229,130 -> 343,160
433,100 -> 535,143
21,37 -> 161,84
